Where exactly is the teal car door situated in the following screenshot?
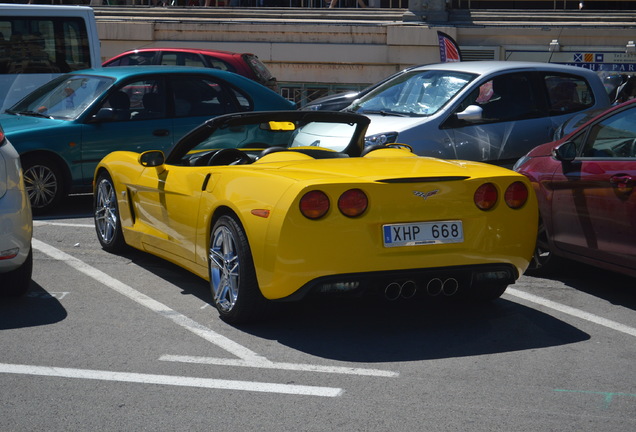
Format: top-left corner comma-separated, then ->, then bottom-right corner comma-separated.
80,78 -> 173,185
169,75 -> 250,141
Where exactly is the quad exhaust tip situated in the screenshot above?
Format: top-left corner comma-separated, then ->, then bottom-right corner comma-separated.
384,278 -> 459,300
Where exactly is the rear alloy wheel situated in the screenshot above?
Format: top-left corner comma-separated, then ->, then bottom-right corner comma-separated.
22,157 -> 64,214
94,172 -> 126,253
0,247 -> 32,297
209,215 -> 266,324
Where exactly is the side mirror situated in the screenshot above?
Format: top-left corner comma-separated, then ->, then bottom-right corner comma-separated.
139,150 -> 165,167
455,105 -> 483,122
90,108 -> 116,122
553,141 -> 577,162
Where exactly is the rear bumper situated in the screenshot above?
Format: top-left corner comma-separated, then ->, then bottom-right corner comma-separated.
281,263 -> 518,302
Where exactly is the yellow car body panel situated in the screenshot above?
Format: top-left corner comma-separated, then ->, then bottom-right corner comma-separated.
96,147 -> 537,300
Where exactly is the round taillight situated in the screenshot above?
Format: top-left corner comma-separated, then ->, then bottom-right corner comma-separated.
504,181 -> 529,209
338,188 -> 368,217
474,183 -> 498,211
300,190 -> 330,219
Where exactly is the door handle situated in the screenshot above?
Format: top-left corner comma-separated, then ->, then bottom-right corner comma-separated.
152,129 -> 170,137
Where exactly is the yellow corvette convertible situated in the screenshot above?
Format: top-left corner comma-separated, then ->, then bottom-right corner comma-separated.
93,111 -> 537,323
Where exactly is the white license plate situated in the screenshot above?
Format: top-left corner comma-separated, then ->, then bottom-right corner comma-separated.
383,220 -> 464,247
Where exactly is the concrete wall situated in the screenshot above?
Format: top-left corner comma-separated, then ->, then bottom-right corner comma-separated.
94,8 -> 636,88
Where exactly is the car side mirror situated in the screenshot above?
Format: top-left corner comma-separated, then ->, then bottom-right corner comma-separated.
90,108 -> 117,122
554,141 -> 577,162
139,150 -> 165,167
455,105 -> 483,122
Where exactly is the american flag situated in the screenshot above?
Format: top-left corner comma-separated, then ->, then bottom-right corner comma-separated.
438,31 -> 462,63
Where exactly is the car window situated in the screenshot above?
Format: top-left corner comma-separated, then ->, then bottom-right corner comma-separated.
242,54 -> 273,82
9,74 -> 112,120
351,70 -> 475,117
108,52 -> 155,66
160,52 -> 206,68
475,73 -> 541,122
582,106 -> 636,158
97,79 -> 164,122
545,74 -> 595,116
229,87 -> 252,111
202,55 -> 235,72
170,76 -> 237,117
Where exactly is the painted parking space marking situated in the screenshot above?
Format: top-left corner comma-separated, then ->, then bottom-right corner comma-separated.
32,238 -> 399,379
159,355 -> 399,377
0,363 -> 342,397
33,238 -> 267,363
506,288 -> 636,338
33,221 -> 94,228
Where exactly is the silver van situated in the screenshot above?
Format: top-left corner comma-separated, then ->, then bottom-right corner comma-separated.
347,61 -> 610,166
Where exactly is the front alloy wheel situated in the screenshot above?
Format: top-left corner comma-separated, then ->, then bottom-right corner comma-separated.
23,158 -> 63,214
209,215 -> 265,323
94,172 -> 126,252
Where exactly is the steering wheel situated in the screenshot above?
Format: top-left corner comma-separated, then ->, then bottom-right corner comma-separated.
206,148 -> 252,166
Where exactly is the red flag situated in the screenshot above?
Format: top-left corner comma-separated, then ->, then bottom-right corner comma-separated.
437,31 -> 462,63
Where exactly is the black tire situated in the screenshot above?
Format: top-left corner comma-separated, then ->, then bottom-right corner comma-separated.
1,247 -> 32,297
208,214 -> 267,324
525,218 -> 561,276
22,156 -> 64,214
94,171 -> 127,253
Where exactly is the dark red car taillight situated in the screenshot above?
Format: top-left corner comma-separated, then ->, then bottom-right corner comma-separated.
338,189 -> 368,217
474,183 -> 498,211
504,181 -> 529,209
300,190 -> 330,219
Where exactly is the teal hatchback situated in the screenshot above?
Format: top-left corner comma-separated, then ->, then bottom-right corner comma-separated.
0,66 -> 295,213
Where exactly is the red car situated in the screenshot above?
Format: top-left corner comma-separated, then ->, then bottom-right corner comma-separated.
103,47 -> 278,91
514,99 -> 636,277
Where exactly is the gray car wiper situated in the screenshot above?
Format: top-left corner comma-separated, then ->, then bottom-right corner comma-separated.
13,110 -> 54,119
360,109 -> 409,117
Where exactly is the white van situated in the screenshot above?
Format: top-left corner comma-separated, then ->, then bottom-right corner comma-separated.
0,4 -> 101,111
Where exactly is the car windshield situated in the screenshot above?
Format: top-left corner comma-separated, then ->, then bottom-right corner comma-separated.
7,74 -> 114,120
349,70 -> 476,117
190,120 -> 358,153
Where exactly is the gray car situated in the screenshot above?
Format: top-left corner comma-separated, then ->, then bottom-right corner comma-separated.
0,123 -> 32,296
347,61 -> 611,166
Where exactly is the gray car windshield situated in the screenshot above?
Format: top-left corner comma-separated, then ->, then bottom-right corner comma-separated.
350,70 -> 476,117
8,75 -> 113,120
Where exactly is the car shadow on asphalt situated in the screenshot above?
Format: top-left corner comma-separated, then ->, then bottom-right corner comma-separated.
234,295 -> 591,363
525,260 -> 636,311
0,283 -> 67,330
111,248 -> 593,363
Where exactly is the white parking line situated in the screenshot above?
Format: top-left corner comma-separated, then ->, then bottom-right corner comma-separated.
32,238 -> 267,363
159,355 -> 399,377
0,363 -> 342,397
506,288 -> 636,338
33,221 -> 94,228
31,238 -> 399,379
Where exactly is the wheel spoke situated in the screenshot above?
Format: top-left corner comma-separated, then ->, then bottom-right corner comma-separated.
209,224 -> 240,313
24,165 -> 58,208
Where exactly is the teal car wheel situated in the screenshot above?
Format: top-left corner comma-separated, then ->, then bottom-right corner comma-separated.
94,172 -> 126,253
209,215 -> 265,323
22,157 -> 63,214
